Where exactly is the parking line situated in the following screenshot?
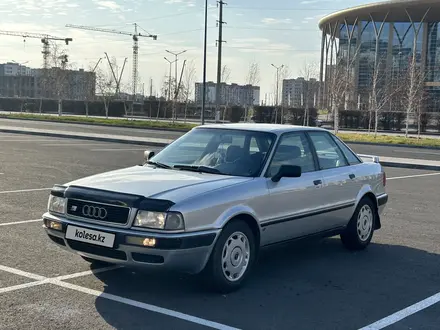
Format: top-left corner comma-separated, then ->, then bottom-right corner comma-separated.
358,291 -> 440,330
0,219 -> 42,227
54,265 -> 122,281
388,173 -> 440,180
52,280 -> 240,330
0,280 -> 49,294
0,265 -> 46,281
0,187 -> 51,194
91,148 -> 146,151
0,262 -> 240,329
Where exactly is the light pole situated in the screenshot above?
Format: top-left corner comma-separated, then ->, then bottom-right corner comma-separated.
165,49 -> 187,99
164,57 -> 177,101
201,0 -> 208,125
271,63 -> 284,123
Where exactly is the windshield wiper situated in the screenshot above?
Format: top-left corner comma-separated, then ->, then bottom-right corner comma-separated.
145,161 -> 172,169
173,165 -> 222,174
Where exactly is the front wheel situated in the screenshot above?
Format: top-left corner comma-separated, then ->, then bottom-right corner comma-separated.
340,197 -> 377,250
203,219 -> 257,293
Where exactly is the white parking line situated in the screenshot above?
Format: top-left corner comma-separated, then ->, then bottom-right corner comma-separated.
52,280 -> 240,330
0,219 -> 42,227
91,148 -> 146,151
0,280 -> 49,294
0,265 -> 46,281
54,265 -> 122,281
0,187 -> 51,194
0,263 -> 239,329
358,291 -> 440,329
388,172 -> 440,180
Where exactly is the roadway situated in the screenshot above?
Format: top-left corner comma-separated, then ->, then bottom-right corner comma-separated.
1,118 -> 440,162
0,132 -> 440,329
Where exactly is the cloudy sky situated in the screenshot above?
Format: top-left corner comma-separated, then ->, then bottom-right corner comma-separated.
0,0 -> 369,103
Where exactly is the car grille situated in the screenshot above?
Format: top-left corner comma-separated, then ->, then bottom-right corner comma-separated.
66,199 -> 130,225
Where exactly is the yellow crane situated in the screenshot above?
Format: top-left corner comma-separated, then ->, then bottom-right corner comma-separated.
65,23 -> 157,100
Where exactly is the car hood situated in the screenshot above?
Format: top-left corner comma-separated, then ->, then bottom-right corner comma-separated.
64,165 -> 252,202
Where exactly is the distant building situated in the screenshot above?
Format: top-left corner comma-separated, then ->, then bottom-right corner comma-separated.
0,62 -> 33,76
281,77 -> 320,108
0,62 -> 96,100
194,81 -> 260,107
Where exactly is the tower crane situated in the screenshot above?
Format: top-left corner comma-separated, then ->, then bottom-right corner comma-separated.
65,23 -> 157,100
0,30 -> 72,69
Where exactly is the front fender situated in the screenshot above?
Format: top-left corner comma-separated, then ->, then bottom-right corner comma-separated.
213,204 -> 261,230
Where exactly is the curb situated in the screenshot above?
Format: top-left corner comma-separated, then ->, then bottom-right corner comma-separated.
2,115 -> 440,150
2,127 -> 439,171
0,128 -> 170,148
380,161 -> 440,171
345,140 -> 440,151
0,115 -> 193,133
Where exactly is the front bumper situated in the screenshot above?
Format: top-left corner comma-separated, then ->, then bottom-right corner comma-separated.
42,212 -> 220,274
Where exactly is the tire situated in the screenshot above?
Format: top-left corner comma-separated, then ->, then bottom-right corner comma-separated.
340,197 -> 377,251
202,219 -> 257,294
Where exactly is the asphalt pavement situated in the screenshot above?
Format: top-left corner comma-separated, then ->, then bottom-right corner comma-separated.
1,118 -> 440,162
1,132 -> 440,329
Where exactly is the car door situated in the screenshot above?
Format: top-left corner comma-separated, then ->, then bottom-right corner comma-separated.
261,132 -> 328,245
306,131 -> 361,228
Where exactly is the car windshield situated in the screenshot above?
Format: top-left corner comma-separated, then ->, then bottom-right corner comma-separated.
147,128 -> 277,177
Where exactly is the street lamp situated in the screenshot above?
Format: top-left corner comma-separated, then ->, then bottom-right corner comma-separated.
271,63 -> 284,123
164,57 -> 177,101
201,0 -> 208,125
165,49 -> 187,99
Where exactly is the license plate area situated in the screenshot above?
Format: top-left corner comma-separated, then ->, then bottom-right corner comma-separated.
65,225 -> 116,248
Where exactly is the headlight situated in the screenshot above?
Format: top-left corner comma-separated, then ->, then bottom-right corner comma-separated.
134,211 -> 185,230
48,195 -> 66,214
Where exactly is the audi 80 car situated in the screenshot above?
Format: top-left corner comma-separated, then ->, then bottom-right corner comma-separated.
42,123 -> 388,292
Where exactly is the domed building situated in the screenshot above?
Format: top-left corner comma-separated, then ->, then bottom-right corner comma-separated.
318,0 -> 440,118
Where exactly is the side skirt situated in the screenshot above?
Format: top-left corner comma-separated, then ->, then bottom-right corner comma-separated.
260,226 -> 346,249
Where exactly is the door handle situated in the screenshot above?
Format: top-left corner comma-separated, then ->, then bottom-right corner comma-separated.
349,173 -> 356,179
313,180 -> 322,186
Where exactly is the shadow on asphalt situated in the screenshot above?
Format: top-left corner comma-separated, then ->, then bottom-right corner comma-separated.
91,237 -> 440,330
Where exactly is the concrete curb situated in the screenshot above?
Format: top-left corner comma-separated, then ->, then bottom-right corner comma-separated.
0,115 -> 193,133
344,140 -> 440,150
3,127 -> 440,171
0,128 -> 170,148
380,161 -> 440,171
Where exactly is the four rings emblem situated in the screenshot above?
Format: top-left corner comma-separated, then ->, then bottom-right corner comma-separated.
82,205 -> 108,219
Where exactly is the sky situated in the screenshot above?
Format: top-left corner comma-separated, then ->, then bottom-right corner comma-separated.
0,0 -> 371,103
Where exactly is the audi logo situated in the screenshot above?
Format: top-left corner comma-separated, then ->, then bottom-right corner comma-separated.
82,205 -> 108,219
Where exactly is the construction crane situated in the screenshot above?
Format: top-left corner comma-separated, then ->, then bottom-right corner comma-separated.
65,23 -> 157,100
0,30 -> 72,69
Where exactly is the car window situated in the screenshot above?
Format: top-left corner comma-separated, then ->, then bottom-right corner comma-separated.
308,132 -> 349,170
331,135 -> 361,165
266,132 -> 316,177
150,128 -> 277,177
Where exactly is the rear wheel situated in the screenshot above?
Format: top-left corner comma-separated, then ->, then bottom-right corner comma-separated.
203,219 -> 257,293
340,197 -> 376,250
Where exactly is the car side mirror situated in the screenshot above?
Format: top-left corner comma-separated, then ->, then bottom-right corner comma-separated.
271,165 -> 302,182
143,150 -> 155,164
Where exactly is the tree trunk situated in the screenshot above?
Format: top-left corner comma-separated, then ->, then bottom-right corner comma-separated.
85,101 -> 89,117
332,102 -> 339,134
374,109 -> 379,137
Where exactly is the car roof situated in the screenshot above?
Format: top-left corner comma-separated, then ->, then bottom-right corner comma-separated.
194,123 -> 329,134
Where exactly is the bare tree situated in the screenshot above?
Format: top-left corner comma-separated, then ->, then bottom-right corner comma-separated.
95,63 -> 116,118
183,59 -> 197,122
221,65 -> 231,83
299,60 -> 320,126
242,62 -> 261,122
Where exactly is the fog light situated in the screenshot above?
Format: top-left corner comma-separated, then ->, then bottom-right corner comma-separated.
48,220 -> 62,231
143,238 -> 156,247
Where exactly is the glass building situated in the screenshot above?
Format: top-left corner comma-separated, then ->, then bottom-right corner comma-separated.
318,0 -> 440,114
